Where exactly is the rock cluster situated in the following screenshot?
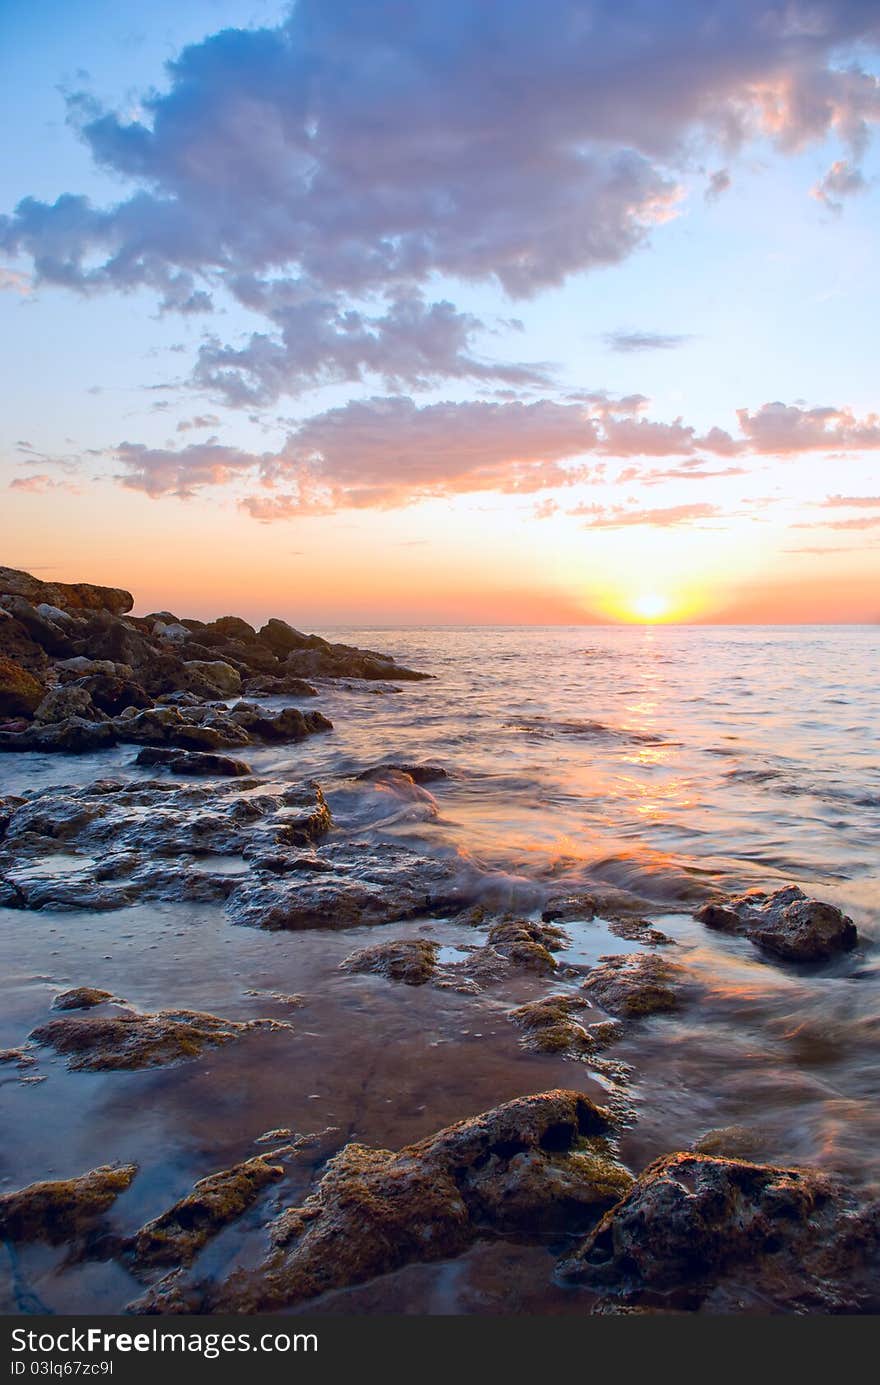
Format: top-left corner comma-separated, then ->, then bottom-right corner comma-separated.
0,564 -> 428,753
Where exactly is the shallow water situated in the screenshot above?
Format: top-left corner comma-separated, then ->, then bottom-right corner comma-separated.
1,624 -> 878,1313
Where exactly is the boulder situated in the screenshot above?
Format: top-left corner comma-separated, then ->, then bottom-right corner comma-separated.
695,886 -> 858,962
203,616 -> 256,641
558,1151 -> 880,1313
34,685 -> 95,724
0,655 -> 43,717
182,660 -> 242,697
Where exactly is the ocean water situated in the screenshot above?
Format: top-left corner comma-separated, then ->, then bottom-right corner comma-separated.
1,624 -> 878,1313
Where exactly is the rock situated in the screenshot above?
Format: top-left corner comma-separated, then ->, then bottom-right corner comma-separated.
0,565 -> 133,615
340,938 -> 440,985
485,918 -> 569,974
203,616 -> 257,641
171,1091 -> 631,1314
0,1163 -> 138,1244
607,917 -> 674,946
0,655 -> 43,717
356,764 -> 448,785
243,675 -> 317,697
128,1157 -> 284,1270
0,596 -> 77,657
695,886 -> 858,962
34,685 -> 95,723
182,660 -> 242,697
583,952 -> 689,1017
229,704 -> 332,742
52,987 -> 120,1011
558,1152 -> 880,1313
76,673 -> 151,716
226,844 -> 461,931
257,618 -> 318,655
509,995 -> 622,1057
0,716 -> 118,753
30,1008 -> 290,1071
542,893 -> 597,923
134,747 -> 253,777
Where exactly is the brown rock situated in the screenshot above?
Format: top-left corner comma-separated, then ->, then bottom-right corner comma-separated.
128,1157 -> 283,1270
583,952 -> 689,1017
52,987 -> 120,1011
558,1151 -> 880,1313
696,886 -> 858,962
0,1163 -> 138,1243
0,655 -> 43,717
30,1008 -> 289,1071
0,565 -> 133,615
340,938 -> 440,985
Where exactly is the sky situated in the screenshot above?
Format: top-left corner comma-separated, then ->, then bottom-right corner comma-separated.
1,0 -> 879,626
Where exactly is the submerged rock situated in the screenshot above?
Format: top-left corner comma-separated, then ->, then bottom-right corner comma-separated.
558,1152 -> 880,1313
128,1157 -> 284,1271
0,1163 -> 138,1244
30,1008 -> 290,1071
582,952 -> 689,1017
356,763 -> 448,785
140,1091 -> 630,1313
695,886 -> 858,962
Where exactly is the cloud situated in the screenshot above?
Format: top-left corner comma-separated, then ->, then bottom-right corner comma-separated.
811,157 -> 867,209
576,502 -> 722,529
819,493 -> 880,507
193,291 -> 550,405
603,330 -> 694,353
737,401 -> 880,453
8,473 -> 72,493
2,3 -> 879,402
705,168 -> 731,202
176,413 -> 220,432
0,267 -> 31,294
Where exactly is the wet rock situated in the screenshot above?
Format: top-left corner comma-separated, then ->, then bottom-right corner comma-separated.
0,565 -> 133,616
134,747 -> 253,777
509,995 -> 622,1057
0,1163 -> 138,1244
695,886 -> 858,962
558,1152 -> 880,1313
52,987 -> 121,1011
0,655 -> 43,717
128,1157 -> 284,1271
583,952 -> 689,1017
229,703 -> 332,743
34,684 -> 95,724
356,764 -> 449,785
159,1091 -> 630,1314
0,794 -> 25,839
30,1008 -> 290,1071
542,893 -> 597,923
485,919 -> 569,974
0,1046 -> 37,1067
226,844 -> 461,931
243,674 -> 318,697
181,660 -> 242,697
0,716 -> 118,753
692,1127 -> 769,1161
340,938 -> 440,985
607,917 -> 674,946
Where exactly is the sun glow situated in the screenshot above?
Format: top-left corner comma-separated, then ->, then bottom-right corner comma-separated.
631,591 -> 670,621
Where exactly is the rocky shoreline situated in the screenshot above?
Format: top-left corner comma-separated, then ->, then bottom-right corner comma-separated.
0,565 -> 876,1315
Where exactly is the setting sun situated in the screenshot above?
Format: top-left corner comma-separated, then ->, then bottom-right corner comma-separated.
631,592 -> 670,621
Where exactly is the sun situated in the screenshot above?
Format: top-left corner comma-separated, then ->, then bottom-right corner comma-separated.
631,591 -> 670,622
